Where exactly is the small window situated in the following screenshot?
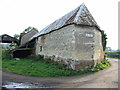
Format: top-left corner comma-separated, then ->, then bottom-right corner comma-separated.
40,46 -> 42,51
85,33 -> 94,38
91,55 -> 94,59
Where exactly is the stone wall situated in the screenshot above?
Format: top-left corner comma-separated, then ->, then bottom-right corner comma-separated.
74,25 -> 95,60
35,24 -> 103,70
93,27 -> 104,65
74,25 -> 104,67
73,25 -> 96,69
36,24 -> 76,59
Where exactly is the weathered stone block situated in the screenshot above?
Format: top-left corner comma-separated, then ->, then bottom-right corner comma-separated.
75,60 -> 94,70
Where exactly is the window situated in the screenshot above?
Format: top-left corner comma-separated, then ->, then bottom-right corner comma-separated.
85,33 -> 94,38
40,46 -> 42,51
91,55 -> 94,59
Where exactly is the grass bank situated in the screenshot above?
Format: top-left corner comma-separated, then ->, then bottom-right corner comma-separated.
2,59 -> 110,77
2,58 -> 111,77
2,50 -> 111,77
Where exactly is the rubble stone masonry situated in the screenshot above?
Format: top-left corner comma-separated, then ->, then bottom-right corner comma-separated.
35,24 -> 104,70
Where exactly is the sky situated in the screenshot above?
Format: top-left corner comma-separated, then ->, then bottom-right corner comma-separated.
0,0 -> 119,50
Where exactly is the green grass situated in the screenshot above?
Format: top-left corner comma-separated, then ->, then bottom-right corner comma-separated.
2,50 -> 111,77
3,59 -> 75,76
2,58 -> 88,77
2,58 -> 111,77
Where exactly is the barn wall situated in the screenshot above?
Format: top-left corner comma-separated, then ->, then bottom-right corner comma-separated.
73,25 -> 103,69
74,25 -> 95,60
36,24 -> 75,58
93,27 -> 104,65
35,24 -> 103,70
73,25 -> 95,69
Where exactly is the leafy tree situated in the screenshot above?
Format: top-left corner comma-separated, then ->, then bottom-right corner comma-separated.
105,47 -> 112,51
101,30 -> 107,51
9,43 -> 18,49
13,34 -> 20,40
13,27 -> 33,40
23,27 -> 33,33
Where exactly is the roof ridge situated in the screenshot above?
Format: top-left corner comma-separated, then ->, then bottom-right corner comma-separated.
73,4 -> 84,23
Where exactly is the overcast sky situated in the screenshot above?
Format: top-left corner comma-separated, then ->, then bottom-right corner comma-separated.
0,0 -> 119,50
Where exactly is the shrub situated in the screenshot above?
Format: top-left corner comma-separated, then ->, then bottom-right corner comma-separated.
36,54 -> 44,60
89,59 -> 111,72
101,30 -> 107,51
26,54 -> 36,59
26,54 -> 44,61
2,49 -> 12,60
43,58 -> 67,69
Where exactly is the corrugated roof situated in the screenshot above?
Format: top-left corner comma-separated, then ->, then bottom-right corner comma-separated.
30,3 -> 100,40
20,28 -> 38,45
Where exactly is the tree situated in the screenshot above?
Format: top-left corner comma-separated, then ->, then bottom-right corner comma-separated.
23,27 -> 33,33
13,27 -> 33,40
13,34 -> 20,40
101,30 -> 107,51
105,47 -> 112,51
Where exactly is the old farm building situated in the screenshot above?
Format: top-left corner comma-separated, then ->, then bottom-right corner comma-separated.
0,34 -> 19,45
11,28 -> 38,58
13,3 -> 104,70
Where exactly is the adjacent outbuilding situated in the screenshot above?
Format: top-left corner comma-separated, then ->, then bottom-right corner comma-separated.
0,34 -> 19,45
11,28 -> 38,58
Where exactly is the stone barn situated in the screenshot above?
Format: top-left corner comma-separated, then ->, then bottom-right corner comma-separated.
27,3 -> 104,70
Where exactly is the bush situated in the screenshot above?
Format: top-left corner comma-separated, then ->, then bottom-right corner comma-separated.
27,54 -> 44,61
2,49 -> 12,60
101,30 -> 107,51
43,58 -> 67,69
26,54 -> 36,59
36,54 -> 44,60
89,59 -> 111,72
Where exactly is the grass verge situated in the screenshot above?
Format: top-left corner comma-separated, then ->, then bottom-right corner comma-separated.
2,49 -> 111,77
2,58 -> 111,77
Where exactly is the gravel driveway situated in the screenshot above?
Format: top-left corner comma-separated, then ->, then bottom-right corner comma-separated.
2,58 -> 119,88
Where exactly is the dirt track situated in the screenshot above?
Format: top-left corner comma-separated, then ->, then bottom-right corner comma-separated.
2,58 -> 119,88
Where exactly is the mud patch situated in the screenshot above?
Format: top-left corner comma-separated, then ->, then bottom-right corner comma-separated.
2,81 -> 52,89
